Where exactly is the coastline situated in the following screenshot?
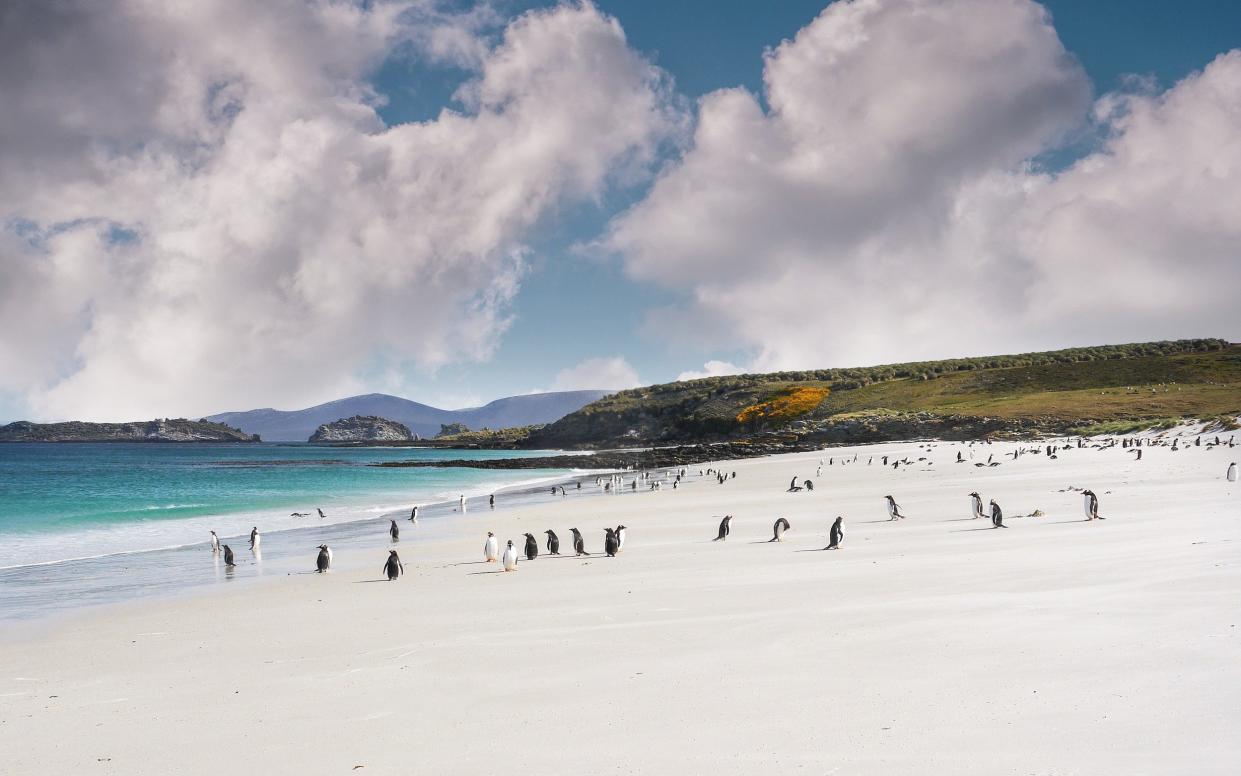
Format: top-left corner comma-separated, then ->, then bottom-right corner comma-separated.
3,436 -> 1239,772
0,464 -> 608,623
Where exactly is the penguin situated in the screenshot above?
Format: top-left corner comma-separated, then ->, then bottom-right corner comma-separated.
769,517 -> 790,542
1228,462 -> 1237,482
249,527 -> 261,551
884,495 -> 905,521
825,516 -> 844,550
604,528 -> 619,557
502,540 -> 519,571
969,492 -> 985,520
383,550 -> 404,580
804,480 -> 814,491
409,505 -> 418,523
615,525 -> 626,553
570,528 -> 589,556
389,519 -> 400,542
223,545 -> 235,566
712,515 -> 733,541
990,500 -> 1006,528
316,545 -> 331,573
484,532 -> 499,562
459,494 -> 466,510
489,494 -> 495,509
957,451 -> 964,463
523,533 -> 539,561
210,531 -> 220,553
1082,489 -> 1104,520
317,508 -> 326,519
545,529 -> 561,555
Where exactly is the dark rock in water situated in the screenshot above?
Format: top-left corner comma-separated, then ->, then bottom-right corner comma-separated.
0,419 -> 258,442
309,415 -> 414,443
373,440 -> 815,471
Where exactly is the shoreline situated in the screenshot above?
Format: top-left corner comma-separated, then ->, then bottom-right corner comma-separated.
0,465 -> 618,624
4,436 -> 1238,773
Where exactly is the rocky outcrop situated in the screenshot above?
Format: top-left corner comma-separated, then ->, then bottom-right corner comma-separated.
309,415 -> 414,443
0,419 -> 258,442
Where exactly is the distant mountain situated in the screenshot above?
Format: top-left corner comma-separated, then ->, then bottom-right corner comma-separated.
206,390 -> 610,442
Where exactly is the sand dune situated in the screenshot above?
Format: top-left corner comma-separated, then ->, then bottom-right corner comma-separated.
2,438 -> 1238,774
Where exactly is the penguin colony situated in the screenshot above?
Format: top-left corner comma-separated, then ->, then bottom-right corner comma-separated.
200,431 -> 1233,580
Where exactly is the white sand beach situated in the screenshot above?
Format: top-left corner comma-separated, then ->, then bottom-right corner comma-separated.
2,437 -> 1239,774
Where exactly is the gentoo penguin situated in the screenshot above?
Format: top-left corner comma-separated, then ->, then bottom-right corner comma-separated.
826,516 -> 844,550
1082,489 -> 1104,520
383,550 -> 404,580
523,533 -> 539,561
884,495 -> 905,521
570,528 -> 589,556
544,529 -> 561,555
969,492 -> 985,520
484,532 -> 499,562
249,527 -> 261,550
502,540 -> 519,571
990,500 -> 1006,528
317,508 -> 326,519
459,494 -> 466,510
769,517 -> 790,542
316,545 -> 331,573
489,494 -> 495,509
409,505 -> 418,523
209,531 -> 220,553
389,520 -> 400,542
615,525 -> 627,553
789,476 -> 798,491
604,528 -> 619,557
712,515 -> 733,541
957,451 -> 964,463
223,545 -> 235,566
1228,462 -> 1237,482
804,480 -> 814,491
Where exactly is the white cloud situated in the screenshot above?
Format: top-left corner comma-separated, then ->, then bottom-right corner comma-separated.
676,360 -> 744,382
607,0 -> 1241,370
0,0 -> 680,420
550,356 -> 641,391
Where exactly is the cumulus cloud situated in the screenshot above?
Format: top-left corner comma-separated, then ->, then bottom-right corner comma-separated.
0,0 -> 679,420
676,360 -> 744,382
550,356 -> 641,391
607,0 -> 1241,370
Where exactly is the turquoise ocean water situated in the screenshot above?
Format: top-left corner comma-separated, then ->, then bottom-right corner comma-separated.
0,443 -> 585,620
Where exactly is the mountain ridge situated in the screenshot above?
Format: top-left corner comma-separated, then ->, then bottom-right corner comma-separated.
206,390 -> 610,442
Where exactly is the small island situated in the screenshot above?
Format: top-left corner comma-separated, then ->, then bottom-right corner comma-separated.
308,415 -> 415,443
0,419 -> 259,442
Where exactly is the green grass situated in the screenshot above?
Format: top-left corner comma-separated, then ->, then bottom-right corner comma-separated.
1069,418 -> 1182,436
528,340 -> 1241,448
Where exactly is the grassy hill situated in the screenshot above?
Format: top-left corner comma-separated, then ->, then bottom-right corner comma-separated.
525,339 -> 1240,448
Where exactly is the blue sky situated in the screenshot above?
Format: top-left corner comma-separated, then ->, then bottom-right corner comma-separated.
1,0 -> 1238,421
363,0 -> 1241,409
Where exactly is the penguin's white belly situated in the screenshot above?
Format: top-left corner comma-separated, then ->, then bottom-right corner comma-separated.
1228,465 -> 1237,482
485,539 -> 498,561
252,534 -> 261,548
502,549 -> 518,571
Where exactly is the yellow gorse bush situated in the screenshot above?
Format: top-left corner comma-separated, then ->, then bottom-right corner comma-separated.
736,386 -> 829,424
